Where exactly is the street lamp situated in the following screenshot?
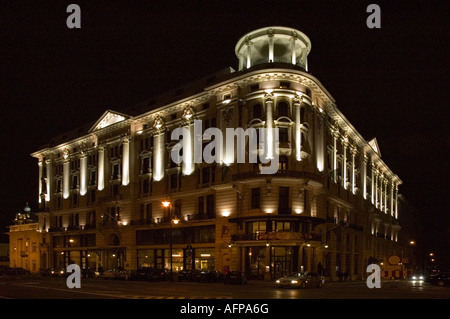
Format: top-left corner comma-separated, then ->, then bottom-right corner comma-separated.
162,200 -> 180,280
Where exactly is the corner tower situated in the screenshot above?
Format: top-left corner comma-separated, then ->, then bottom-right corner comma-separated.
235,26 -> 311,71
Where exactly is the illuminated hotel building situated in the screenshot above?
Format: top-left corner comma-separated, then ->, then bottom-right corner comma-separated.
27,26 -> 411,280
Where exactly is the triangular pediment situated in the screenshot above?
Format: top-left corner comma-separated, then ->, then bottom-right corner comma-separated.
89,110 -> 130,132
368,138 -> 381,157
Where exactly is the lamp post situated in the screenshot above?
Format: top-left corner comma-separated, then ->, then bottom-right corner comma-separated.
162,200 -> 179,280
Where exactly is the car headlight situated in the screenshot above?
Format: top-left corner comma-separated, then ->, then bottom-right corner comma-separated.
412,276 -> 417,280
291,280 -> 298,284
419,276 -> 424,280
276,280 -> 280,283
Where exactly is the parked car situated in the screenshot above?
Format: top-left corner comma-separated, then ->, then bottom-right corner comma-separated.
275,272 -> 325,288
0,265 -> 14,276
115,269 -> 132,280
191,269 -> 223,282
224,271 -> 247,285
428,272 -> 450,286
81,268 -> 96,278
148,268 -> 170,281
97,269 -> 119,280
177,269 -> 193,282
133,267 -> 154,281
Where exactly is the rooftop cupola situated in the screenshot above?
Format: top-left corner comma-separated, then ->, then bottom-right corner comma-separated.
235,26 -> 311,72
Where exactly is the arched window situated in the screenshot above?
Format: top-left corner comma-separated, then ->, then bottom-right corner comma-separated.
277,102 -> 289,117
252,104 -> 262,119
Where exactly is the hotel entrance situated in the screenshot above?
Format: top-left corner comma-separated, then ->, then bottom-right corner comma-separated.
244,246 -> 298,280
271,246 -> 298,279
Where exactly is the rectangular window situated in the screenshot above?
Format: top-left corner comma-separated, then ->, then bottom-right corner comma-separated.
251,188 -> 261,209
142,157 -> 150,174
198,196 -> 205,217
170,174 -> 178,189
279,127 -> 289,143
112,184 -> 119,196
142,178 -> 150,194
89,189 -> 96,203
112,163 -> 120,180
90,170 -> 96,185
278,187 -> 290,214
202,167 -> 210,184
174,199 -> 181,217
206,195 -> 215,219
72,175 -> 78,189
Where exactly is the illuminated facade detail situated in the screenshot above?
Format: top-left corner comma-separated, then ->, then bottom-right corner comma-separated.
62,159 -> 70,199
153,132 -> 165,181
294,97 -> 302,161
38,161 -> 43,203
264,91 -> 274,159
121,138 -> 130,186
91,110 -> 126,131
79,154 -> 87,196
97,146 -> 105,191
235,26 -> 311,71
24,26 -> 411,280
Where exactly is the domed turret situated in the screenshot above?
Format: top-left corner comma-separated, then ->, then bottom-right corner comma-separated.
235,26 -> 311,71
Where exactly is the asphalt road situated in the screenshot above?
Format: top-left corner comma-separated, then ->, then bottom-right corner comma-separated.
1,276 -> 448,317
1,275 -> 450,300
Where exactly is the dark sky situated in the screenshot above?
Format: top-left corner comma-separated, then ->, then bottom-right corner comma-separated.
1,1 -> 449,258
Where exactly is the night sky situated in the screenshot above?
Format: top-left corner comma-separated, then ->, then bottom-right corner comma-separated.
1,1 -> 449,261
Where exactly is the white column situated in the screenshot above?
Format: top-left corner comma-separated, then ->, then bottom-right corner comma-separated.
379,175 -> 383,211
315,111 -> 325,171
390,183 -> 394,216
332,132 -> 338,183
350,146 -> 356,194
362,155 -> 368,200
294,97 -> 301,161
182,123 -> 195,175
63,160 -> 70,199
45,158 -> 52,201
342,138 -> 348,189
265,92 -> 274,159
384,180 -> 388,214
153,132 -> 165,181
268,34 -> 274,62
80,155 -> 87,196
395,185 -> 399,219
238,53 -> 245,71
375,170 -> 379,208
303,51 -> 309,71
246,42 -> 253,69
371,165 -> 375,205
290,37 -> 297,65
38,161 -> 43,203
122,138 -> 130,186
97,146 -> 105,191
